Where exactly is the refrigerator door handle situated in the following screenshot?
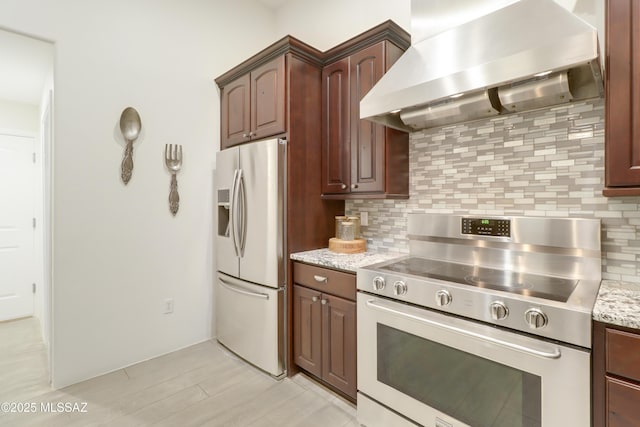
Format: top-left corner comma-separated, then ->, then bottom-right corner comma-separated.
219,277 -> 270,300
238,170 -> 247,256
230,168 -> 240,257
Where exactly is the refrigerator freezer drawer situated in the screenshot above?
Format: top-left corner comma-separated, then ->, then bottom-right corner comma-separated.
215,272 -> 284,377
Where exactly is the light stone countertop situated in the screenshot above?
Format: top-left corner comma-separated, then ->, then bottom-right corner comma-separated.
593,280 -> 640,330
290,248 -> 406,273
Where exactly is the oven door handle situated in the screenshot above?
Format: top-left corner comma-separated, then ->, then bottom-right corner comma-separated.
365,299 -> 562,360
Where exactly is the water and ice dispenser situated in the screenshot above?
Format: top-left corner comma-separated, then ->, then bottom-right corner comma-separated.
217,189 -> 230,237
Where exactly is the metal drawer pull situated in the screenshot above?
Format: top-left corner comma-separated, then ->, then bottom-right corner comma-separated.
312,296 -> 318,302
366,299 -> 561,359
321,299 -> 328,305
219,278 -> 269,300
313,275 -> 328,283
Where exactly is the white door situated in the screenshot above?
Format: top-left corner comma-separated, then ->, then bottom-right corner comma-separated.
0,133 -> 35,321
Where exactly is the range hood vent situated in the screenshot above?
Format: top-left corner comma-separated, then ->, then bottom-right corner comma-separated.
400,89 -> 502,130
360,0 -> 604,132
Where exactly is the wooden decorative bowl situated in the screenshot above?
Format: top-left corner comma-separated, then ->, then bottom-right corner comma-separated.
328,238 -> 366,254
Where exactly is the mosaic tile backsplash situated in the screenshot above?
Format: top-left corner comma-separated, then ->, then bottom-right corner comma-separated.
347,98 -> 640,283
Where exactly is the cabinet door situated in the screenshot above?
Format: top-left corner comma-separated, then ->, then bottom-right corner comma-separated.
607,377 -> 640,427
322,293 -> 356,398
350,42 -> 385,193
293,285 -> 322,377
604,0 -> 640,191
251,56 -> 286,141
221,74 -> 251,149
322,58 -> 351,194
606,328 -> 640,382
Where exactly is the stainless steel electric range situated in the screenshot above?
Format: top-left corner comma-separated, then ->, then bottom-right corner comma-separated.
356,214 -> 601,427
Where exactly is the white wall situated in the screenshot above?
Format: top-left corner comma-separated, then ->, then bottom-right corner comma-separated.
0,98 -> 38,132
273,0 -> 411,50
0,0 -> 277,388
273,0 -> 602,54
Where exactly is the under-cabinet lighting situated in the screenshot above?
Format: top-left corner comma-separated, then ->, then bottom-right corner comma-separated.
389,109 -> 401,114
449,93 -> 465,98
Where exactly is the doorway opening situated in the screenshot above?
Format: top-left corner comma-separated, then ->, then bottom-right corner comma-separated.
0,28 -> 54,384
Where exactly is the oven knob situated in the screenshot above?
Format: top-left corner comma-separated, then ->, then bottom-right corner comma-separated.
435,290 -> 452,306
525,308 -> 548,329
393,281 -> 408,296
490,301 -> 509,320
372,276 -> 386,291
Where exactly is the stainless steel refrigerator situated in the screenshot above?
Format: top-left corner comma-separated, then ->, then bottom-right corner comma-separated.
215,137 -> 286,378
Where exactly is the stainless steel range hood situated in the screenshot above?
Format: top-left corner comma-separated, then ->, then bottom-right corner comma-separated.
360,0 -> 603,132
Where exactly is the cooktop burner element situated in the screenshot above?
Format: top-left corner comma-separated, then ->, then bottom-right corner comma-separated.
464,274 -> 532,291
357,214 -> 602,348
380,257 -> 576,302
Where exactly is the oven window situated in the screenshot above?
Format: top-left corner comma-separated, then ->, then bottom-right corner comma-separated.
377,324 -> 541,427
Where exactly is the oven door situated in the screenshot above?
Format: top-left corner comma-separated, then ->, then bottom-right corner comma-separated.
357,294 -> 591,427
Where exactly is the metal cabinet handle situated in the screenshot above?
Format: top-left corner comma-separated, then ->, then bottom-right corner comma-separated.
341,184 -> 347,190
313,275 -> 328,283
321,299 -> 328,305
242,133 -> 249,138
312,296 -> 318,302
249,131 -> 255,137
351,184 -> 358,189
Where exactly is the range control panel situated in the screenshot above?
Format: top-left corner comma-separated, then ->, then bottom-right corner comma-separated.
461,217 -> 511,237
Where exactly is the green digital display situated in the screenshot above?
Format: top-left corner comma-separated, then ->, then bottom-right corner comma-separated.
481,219 -> 490,225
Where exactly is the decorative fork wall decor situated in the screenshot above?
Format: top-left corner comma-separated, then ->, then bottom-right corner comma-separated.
164,144 -> 182,216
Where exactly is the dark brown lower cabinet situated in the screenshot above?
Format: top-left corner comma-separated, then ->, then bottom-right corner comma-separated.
321,293 -> 356,396
593,321 -> 640,426
607,377 -> 640,427
293,285 -> 322,378
292,262 -> 357,400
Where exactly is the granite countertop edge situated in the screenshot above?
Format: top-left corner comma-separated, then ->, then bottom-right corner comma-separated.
290,248 -> 406,273
593,279 -> 640,330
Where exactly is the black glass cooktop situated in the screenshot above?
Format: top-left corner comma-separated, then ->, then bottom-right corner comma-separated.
380,257 -> 577,302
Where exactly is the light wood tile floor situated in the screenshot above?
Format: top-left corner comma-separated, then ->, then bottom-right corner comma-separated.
0,317 -> 358,426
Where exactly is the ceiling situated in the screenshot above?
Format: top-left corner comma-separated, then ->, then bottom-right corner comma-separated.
0,29 -> 53,106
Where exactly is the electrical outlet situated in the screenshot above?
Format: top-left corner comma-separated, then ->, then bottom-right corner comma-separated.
361,211 -> 369,226
164,298 -> 174,314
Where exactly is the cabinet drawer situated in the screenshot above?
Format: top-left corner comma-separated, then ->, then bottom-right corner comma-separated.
607,377 -> 640,427
293,262 -> 356,301
606,328 -> 640,382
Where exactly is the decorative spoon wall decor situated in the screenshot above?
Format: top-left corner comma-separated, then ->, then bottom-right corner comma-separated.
119,107 -> 142,184
164,144 -> 182,216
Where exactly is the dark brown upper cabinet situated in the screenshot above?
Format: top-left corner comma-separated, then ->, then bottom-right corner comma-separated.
603,0 -> 640,196
219,56 -> 285,149
321,22 -> 411,199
